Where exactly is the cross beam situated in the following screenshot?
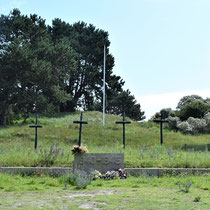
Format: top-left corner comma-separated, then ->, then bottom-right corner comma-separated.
73,112 -> 88,146
29,115 -> 43,152
116,112 -> 131,149
153,116 -> 168,145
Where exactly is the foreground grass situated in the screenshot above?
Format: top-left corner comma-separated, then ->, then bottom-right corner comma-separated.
0,173 -> 209,209
0,111 -> 210,168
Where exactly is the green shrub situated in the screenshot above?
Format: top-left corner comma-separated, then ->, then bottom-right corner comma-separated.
178,100 -> 210,121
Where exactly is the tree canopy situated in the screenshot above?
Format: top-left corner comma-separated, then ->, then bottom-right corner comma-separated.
176,95 -> 204,109
0,9 -> 77,125
178,100 -> 210,121
0,9 -> 145,125
106,90 -> 145,121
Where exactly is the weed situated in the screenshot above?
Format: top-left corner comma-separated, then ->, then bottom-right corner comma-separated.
96,182 -> 103,186
63,182 -> 68,190
178,182 -> 192,193
193,196 -> 201,202
38,144 -> 62,166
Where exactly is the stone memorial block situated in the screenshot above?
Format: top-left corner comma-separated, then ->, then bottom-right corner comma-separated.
73,153 -> 124,173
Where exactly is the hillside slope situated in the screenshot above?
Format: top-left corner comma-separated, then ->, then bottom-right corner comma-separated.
0,111 -> 209,168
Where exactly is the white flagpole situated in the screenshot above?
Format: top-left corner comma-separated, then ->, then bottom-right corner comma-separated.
103,45 -> 106,126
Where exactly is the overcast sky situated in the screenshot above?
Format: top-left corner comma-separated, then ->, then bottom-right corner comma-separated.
1,0 -> 210,119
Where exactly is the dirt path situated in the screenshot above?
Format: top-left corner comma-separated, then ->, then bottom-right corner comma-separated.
0,190 -> 118,209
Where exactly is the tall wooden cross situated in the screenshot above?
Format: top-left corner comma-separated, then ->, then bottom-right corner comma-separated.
73,112 -> 88,146
153,115 -> 168,145
29,115 -> 43,153
116,112 -> 131,149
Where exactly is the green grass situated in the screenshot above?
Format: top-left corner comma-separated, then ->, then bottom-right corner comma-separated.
0,173 -> 209,209
0,111 -> 210,168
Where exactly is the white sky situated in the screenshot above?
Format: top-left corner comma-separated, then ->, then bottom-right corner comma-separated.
1,0 -> 210,119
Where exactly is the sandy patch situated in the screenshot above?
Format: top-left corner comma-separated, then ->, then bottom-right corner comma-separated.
65,189 -> 117,198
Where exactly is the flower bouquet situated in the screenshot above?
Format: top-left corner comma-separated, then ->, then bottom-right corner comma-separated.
71,145 -> 88,155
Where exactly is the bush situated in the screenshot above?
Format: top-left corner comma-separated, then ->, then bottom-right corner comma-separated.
160,108 -> 174,119
176,117 -> 207,135
178,100 -> 210,121
177,121 -> 192,134
204,112 -> 210,132
187,117 -> 206,134
167,116 -> 180,131
177,95 -> 204,109
153,108 -> 174,120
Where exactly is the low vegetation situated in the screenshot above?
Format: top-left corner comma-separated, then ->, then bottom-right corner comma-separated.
156,95 -> 210,135
0,111 -> 209,168
0,173 -> 209,209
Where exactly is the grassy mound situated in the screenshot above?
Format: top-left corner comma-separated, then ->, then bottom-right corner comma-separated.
0,111 -> 209,168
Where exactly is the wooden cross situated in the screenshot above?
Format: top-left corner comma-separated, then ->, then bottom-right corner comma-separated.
29,115 -> 43,152
116,112 -> 131,149
153,115 -> 168,145
73,112 -> 88,146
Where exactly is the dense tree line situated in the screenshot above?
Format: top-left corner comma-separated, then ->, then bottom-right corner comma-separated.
0,9 -> 145,125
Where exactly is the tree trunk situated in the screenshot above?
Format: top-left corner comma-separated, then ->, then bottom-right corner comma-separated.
0,103 -> 9,126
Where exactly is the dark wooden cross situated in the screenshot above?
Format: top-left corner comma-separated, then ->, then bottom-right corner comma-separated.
73,112 -> 88,146
153,115 -> 168,145
116,112 -> 131,149
29,115 -> 43,152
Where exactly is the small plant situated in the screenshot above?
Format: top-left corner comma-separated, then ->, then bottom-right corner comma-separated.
66,169 -> 92,189
76,175 -> 91,189
193,196 -> 201,202
71,145 -> 88,155
38,144 -> 61,166
178,182 -> 192,193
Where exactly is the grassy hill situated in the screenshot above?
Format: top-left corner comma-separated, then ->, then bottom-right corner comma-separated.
0,111 -> 209,168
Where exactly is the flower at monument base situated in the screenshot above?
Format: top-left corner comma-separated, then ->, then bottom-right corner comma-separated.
103,170 -> 118,180
93,170 -> 102,180
71,145 -> 88,155
118,168 -> 127,179
92,169 -> 127,180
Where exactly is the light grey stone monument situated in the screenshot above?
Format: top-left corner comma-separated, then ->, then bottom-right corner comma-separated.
73,153 -> 124,173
